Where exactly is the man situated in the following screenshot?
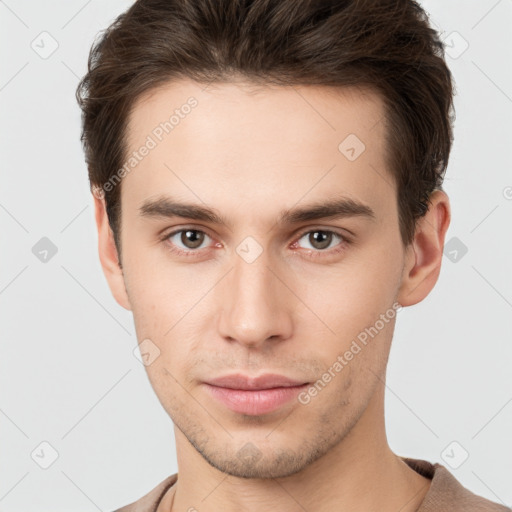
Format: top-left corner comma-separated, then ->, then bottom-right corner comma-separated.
76,0 -> 509,511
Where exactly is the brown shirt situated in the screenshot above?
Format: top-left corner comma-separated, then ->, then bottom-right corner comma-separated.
113,457 -> 510,512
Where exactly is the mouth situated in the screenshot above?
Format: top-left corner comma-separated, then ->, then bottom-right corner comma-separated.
203,373 -> 310,415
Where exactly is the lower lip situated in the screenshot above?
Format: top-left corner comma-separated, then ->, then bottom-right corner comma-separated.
203,383 -> 309,415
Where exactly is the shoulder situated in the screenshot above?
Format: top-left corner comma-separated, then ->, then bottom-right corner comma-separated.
112,473 -> 178,512
402,457 -> 510,512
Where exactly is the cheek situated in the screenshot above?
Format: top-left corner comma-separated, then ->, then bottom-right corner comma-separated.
293,249 -> 401,383
123,245 -> 209,332
299,253 -> 400,335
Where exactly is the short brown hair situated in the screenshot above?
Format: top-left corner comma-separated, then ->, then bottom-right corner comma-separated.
76,0 -> 455,256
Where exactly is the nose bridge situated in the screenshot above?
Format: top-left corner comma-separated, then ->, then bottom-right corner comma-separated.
217,242 -> 292,346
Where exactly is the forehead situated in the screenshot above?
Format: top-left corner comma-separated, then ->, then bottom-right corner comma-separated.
122,78 -> 393,225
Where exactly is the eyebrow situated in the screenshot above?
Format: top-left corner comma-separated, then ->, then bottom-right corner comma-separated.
139,195 -> 376,227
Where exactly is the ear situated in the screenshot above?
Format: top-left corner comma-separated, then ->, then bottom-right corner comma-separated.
397,189 -> 451,307
93,191 -> 132,311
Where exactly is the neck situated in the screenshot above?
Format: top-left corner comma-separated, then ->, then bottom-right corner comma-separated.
164,383 -> 431,512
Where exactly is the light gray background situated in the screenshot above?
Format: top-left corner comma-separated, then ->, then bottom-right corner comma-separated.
1,1 -> 511,510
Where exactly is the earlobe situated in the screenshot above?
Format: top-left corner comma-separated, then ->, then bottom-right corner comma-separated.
397,190 -> 451,307
93,192 -> 132,311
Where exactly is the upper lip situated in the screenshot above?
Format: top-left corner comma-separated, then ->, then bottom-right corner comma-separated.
205,373 -> 308,390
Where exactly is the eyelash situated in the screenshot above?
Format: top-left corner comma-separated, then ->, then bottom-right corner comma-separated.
160,227 -> 350,260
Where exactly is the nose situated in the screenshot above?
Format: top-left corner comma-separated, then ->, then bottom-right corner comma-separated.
216,248 -> 293,349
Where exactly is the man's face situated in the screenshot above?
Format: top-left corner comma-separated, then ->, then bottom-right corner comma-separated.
115,79 -> 411,478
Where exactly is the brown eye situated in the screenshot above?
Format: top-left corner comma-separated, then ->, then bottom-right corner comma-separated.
298,230 -> 341,251
167,229 -> 210,250
308,231 -> 333,250
180,230 -> 205,248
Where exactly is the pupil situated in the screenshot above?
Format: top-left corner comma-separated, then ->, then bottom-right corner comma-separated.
183,230 -> 203,248
311,231 -> 331,250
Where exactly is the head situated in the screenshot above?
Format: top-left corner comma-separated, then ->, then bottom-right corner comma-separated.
77,0 -> 454,479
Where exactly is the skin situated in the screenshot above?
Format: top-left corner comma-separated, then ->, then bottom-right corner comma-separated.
94,78 -> 450,512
